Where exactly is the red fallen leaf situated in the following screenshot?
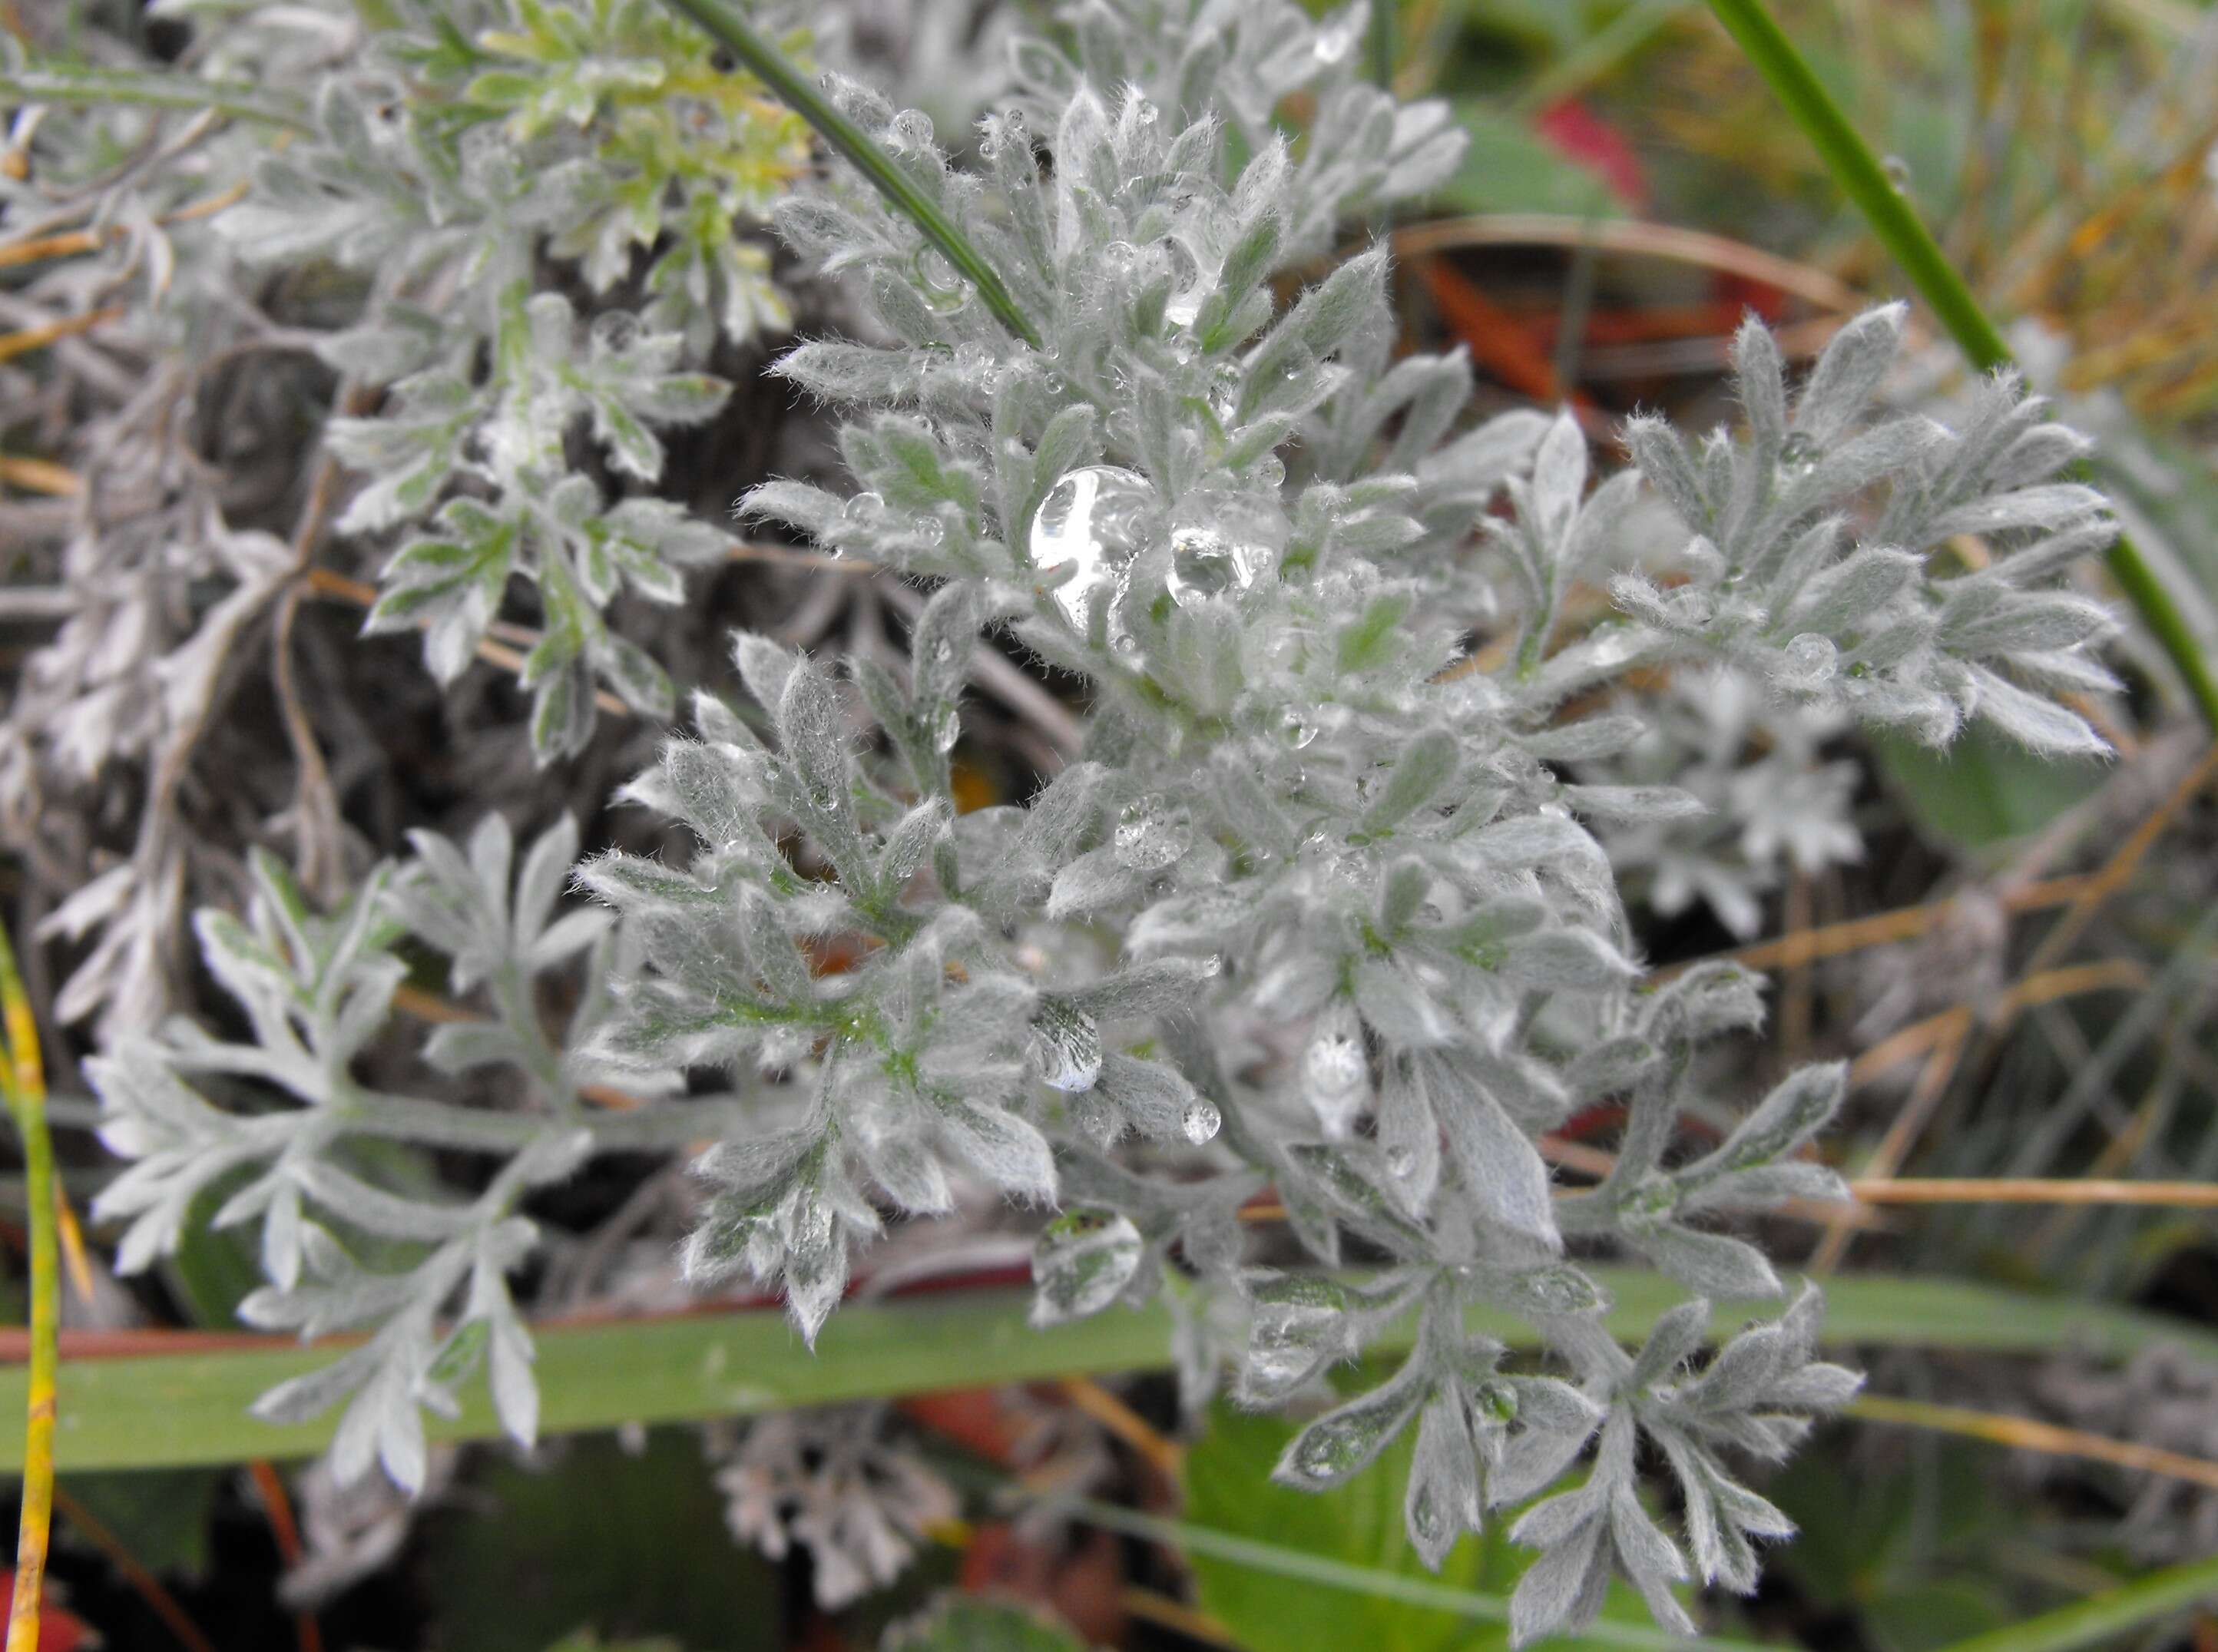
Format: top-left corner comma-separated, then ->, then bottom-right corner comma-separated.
896,1389 -> 1031,1465
1535,98 -> 1648,211
958,1522 -> 1124,1646
0,1571 -> 100,1651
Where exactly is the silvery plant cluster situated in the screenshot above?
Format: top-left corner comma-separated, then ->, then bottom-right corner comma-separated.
6,0 -> 2122,1640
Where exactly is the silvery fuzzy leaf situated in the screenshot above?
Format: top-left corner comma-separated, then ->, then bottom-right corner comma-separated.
1270,1353 -> 1431,1492
1238,1272 -> 1362,1402
1057,957 -> 1214,1021
1607,1486 -> 1694,1632
1405,1387 -> 1482,1571
487,1305 -> 538,1448
1029,1209 -> 1145,1326
1679,1160 -> 1849,1214
1502,928 -> 1637,992
1468,1260 -> 1607,1321
1434,1059 -> 1558,1249
1681,1061 -> 1845,1187
1790,302 -> 1903,448
1047,845 -> 1140,919
1128,888 -> 1253,955
1966,664 -> 2109,756
733,631 -> 803,715
1092,1052 -> 1198,1142
416,1020 -> 521,1081
1786,545 -> 1921,637
1563,1036 -> 1659,1101
1352,957 -> 1455,1049
877,798 -> 952,901
1357,726 -> 1458,836
1557,783 -> 1706,825
939,1101 -> 1057,1201
1374,1058 -> 1442,1217
1506,1501 -> 1607,1647
1630,1299 -> 1713,1392
1644,961 -> 1767,1038
1627,1219 -> 1781,1300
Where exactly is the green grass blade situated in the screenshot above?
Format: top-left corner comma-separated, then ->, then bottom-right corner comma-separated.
2,1270 -> 2210,1473
1937,1553 -> 2218,1652
1054,1497 -> 1774,1650
0,66 -> 311,131
1703,0 -> 2218,736
650,0 -> 1043,349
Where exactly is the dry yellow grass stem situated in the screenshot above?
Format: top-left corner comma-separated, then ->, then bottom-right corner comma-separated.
0,458 -> 79,496
0,306 -> 125,366
1850,1395 -> 2218,1494
1060,1375 -> 1186,1481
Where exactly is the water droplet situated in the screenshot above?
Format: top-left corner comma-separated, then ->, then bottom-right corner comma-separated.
1304,1025 -> 1369,1136
1164,495 -> 1283,607
1114,798 -> 1193,872
843,490 -> 884,525
1780,632 -> 1836,689
1207,363 -> 1243,425
1167,525 -> 1237,606
1779,431 -> 1822,475
889,110 -> 935,154
911,247 -> 970,313
1035,1003 -> 1103,1093
1313,12 -> 1362,64
1385,1144 -> 1415,1178
588,310 -> 641,356
1278,707 -> 1319,750
1181,1098 -> 1221,1145
1132,101 -> 1158,127
1882,154 -> 1912,192
929,702 -> 962,753
1198,955 -> 1223,978
1026,465 -> 1156,632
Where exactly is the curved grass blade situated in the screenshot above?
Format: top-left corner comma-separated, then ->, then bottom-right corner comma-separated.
0,921 -> 58,1652
650,0 -> 1044,349
1936,1552 -> 2218,1652
1,1270 -> 2213,1474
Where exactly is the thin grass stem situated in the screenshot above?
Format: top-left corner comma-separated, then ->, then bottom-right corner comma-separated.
649,0 -> 1043,349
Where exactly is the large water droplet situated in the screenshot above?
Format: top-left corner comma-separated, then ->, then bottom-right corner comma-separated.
929,702 -> 962,753
1182,1098 -> 1221,1145
1027,465 -> 1155,634
1034,1002 -> 1104,1093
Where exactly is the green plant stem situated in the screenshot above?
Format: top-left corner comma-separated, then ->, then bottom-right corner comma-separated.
649,0 -> 1043,349
0,68 -> 312,131
0,922 -> 57,1652
1703,0 -> 2218,737
1936,1552 -> 2218,1652
2,1270 -> 2211,1474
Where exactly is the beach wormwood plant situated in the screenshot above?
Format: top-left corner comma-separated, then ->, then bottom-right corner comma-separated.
68,0 -> 2125,1640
